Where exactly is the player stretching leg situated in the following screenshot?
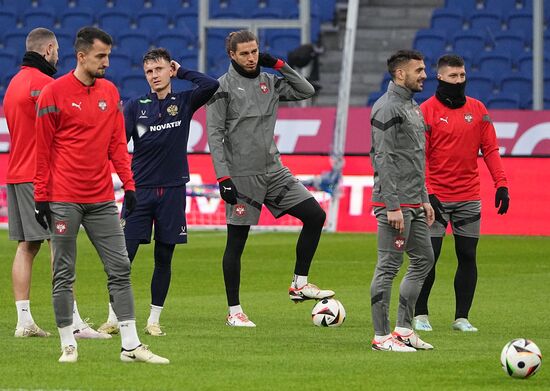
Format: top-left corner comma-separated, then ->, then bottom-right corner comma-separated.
206,30 -> 334,327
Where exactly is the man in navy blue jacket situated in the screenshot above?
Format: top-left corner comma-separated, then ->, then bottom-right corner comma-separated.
98,48 -> 219,336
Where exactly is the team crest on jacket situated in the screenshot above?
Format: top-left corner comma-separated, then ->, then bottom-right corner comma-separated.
259,82 -> 269,94
55,220 -> 68,234
234,204 -> 246,217
98,100 -> 107,111
393,235 -> 406,250
167,104 -> 178,116
464,113 -> 473,123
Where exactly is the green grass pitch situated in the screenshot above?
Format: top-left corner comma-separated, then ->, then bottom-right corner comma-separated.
0,229 -> 548,390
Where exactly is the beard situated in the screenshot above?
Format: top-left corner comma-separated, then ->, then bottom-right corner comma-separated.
93,68 -> 106,78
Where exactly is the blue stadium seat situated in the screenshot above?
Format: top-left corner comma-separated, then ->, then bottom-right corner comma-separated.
3,32 -> 28,55
136,10 -> 170,31
53,29 -> 74,52
485,92 -> 521,109
380,73 -> 392,90
468,10 -> 504,31
277,0 -> 301,18
57,52 -> 76,71
367,90 -> 384,106
266,29 -> 300,60
451,30 -> 488,58
209,0 -> 255,18
76,0 -> 109,9
155,33 -> 197,57
174,11 -> 198,37
176,53 -> 198,70
59,9 -> 95,30
0,8 -> 18,37
466,73 -> 494,100
121,70 -> 150,94
97,10 -> 133,32
252,8 -> 283,19
206,29 -> 233,63
499,74 -> 532,101
149,0 -> 191,10
108,50 -> 133,74
313,0 -> 337,23
431,8 -> 464,32
516,53 -> 532,74
40,0 -> 71,14
117,32 -> 151,64
22,8 -> 56,29
445,0 -> 481,14
492,31 -> 528,57
208,53 -> 230,79
506,10 -> 532,31
484,0 -> 521,12
413,29 -> 448,54
422,77 -> 439,93
0,50 -> 18,74
6,0 -> 35,15
476,52 -> 513,74
112,0 -> 146,10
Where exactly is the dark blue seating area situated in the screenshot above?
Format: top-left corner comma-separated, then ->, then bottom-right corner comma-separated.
368,0 -> 548,109
0,0 -> 338,102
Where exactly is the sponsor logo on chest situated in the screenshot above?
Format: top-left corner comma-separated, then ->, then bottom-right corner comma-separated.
149,120 -> 182,132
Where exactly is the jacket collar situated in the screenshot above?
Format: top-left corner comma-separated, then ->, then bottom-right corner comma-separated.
387,81 -> 414,100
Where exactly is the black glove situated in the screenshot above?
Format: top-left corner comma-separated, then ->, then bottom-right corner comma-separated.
35,201 -> 51,230
429,194 -> 444,223
495,187 -> 509,215
219,178 -> 238,205
124,190 -> 137,217
258,52 -> 279,68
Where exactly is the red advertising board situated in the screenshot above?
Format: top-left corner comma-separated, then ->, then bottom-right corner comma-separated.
0,154 -> 548,235
2,106 -> 550,156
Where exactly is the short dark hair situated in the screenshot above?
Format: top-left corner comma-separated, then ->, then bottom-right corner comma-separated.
143,47 -> 172,64
225,30 -> 258,55
437,54 -> 465,70
26,28 -> 56,52
74,26 -> 112,54
387,49 -> 424,79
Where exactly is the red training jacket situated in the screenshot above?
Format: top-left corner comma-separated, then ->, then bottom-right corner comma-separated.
420,96 -> 508,202
34,71 -> 135,202
3,66 -> 53,184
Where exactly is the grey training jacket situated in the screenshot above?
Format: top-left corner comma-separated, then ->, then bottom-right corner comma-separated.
370,81 -> 429,210
206,63 -> 315,178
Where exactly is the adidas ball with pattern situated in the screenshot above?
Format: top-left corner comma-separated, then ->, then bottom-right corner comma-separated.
500,338 -> 542,379
311,299 -> 346,327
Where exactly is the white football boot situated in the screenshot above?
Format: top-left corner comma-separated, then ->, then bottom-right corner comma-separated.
413,315 -> 433,332
226,312 -> 256,327
392,329 -> 434,350
74,319 -> 112,339
14,323 -> 51,338
289,283 -> 335,302
144,323 -> 166,336
59,345 -> 78,363
120,344 -> 169,364
371,335 -> 416,352
97,321 -> 119,335
452,318 -> 478,332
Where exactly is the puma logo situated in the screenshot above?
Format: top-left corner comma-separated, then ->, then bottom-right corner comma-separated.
439,117 -> 448,124
72,102 -> 82,110
223,186 -> 232,191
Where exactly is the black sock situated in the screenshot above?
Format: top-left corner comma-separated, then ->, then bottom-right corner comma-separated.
223,224 -> 250,306
151,241 -> 175,307
454,235 -> 478,319
284,198 -> 326,276
414,237 -> 442,316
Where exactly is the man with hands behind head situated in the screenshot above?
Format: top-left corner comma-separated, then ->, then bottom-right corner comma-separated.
413,54 -> 509,333
206,30 -> 334,327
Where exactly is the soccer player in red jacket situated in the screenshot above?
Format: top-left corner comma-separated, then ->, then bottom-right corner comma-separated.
3,27 -> 102,340
413,54 -> 509,332
34,26 -> 168,364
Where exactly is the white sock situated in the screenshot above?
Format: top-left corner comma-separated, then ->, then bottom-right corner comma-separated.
119,320 -> 141,351
58,325 -> 77,349
374,334 -> 392,343
394,326 -> 413,335
292,274 -> 308,288
229,305 -> 243,316
16,300 -> 35,327
72,300 -> 86,330
147,305 -> 163,325
107,303 -> 118,324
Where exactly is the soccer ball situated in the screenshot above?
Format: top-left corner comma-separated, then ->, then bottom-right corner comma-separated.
500,338 -> 542,379
311,298 -> 346,327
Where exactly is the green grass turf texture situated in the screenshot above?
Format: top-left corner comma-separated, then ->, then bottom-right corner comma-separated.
0,229 -> 548,390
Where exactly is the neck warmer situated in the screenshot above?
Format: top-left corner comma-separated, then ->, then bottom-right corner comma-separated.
231,59 -> 260,79
435,79 -> 466,108
22,51 -> 57,77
